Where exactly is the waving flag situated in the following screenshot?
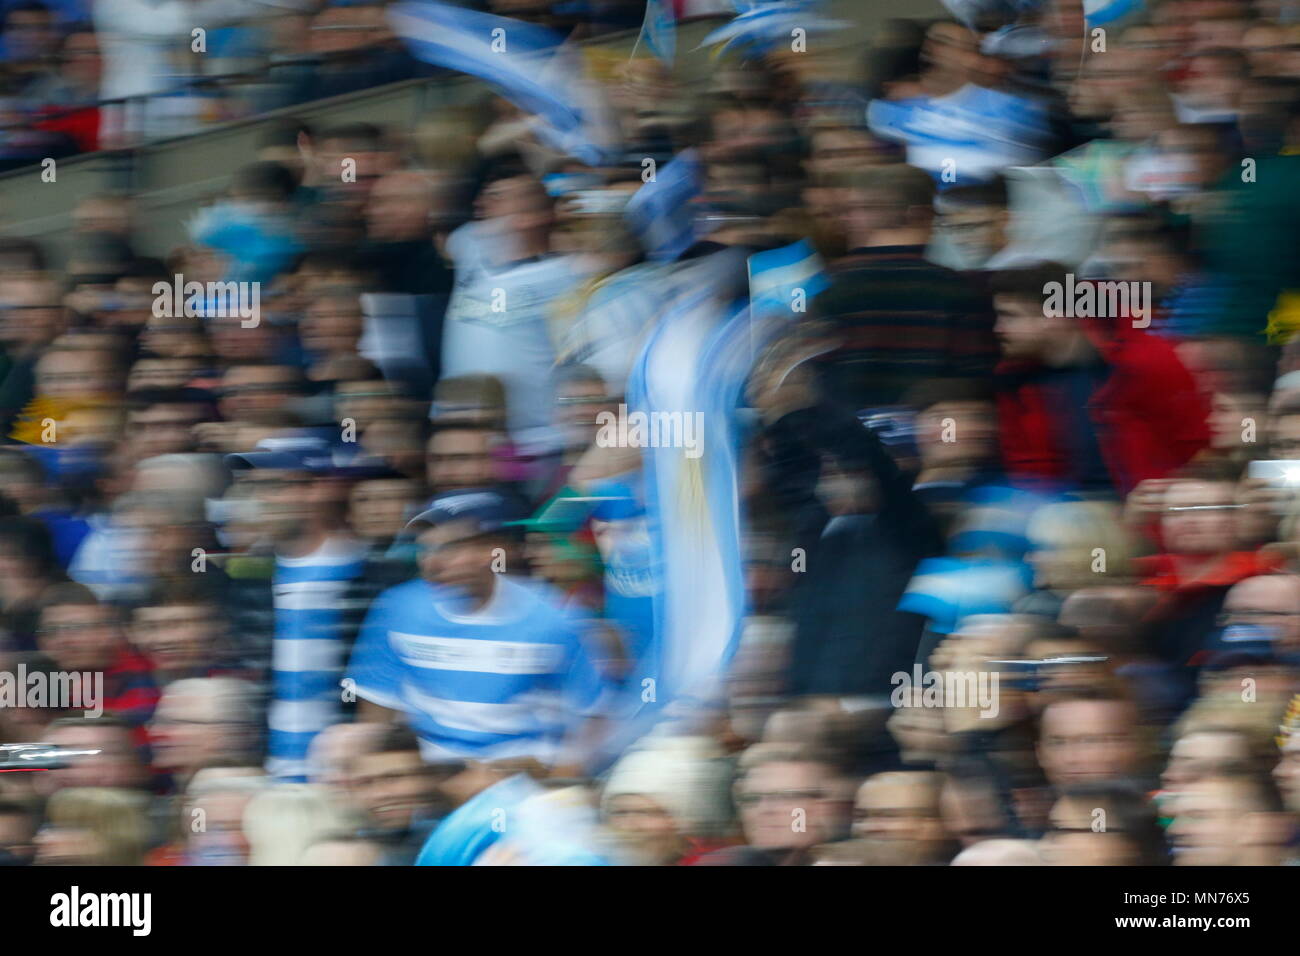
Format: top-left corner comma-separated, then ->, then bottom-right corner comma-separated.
747,239 -> 827,321
388,1 -> 613,166
1085,0 -> 1143,28
635,0 -> 677,64
624,148 -> 703,261
699,0 -> 850,60
590,284 -> 780,768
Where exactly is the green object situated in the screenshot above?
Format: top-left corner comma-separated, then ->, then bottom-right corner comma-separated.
504,487 -> 605,534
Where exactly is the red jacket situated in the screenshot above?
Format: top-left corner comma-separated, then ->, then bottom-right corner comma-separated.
996,318 -> 1209,494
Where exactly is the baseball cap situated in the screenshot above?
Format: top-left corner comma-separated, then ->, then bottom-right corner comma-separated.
226,434 -> 338,473
404,489 -> 524,536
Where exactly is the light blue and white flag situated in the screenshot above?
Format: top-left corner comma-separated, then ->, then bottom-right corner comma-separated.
591,286 -> 774,768
699,0 -> 850,60
1085,0 -> 1143,28
624,148 -> 702,261
636,0 -> 677,64
867,84 -> 1055,186
747,238 -> 827,321
388,1 -> 613,166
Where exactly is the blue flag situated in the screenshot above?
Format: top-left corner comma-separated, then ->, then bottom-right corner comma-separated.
593,288 -> 769,764
747,239 -> 827,321
637,0 -> 677,64
699,0 -> 850,59
388,1 -> 612,166
624,148 -> 702,262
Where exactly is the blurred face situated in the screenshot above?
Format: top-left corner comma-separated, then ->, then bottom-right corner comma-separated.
351,748 -> 438,832
317,138 -> 392,198
39,724 -> 147,794
244,470 -> 318,541
940,780 -> 1007,848
142,316 -> 207,360
427,428 -> 498,492
1180,55 -> 1244,110
1167,780 -> 1248,865
1274,735 -> 1300,814
809,128 -> 888,177
0,278 -> 63,349
35,824 -> 106,866
922,22 -> 980,77
1269,413 -> 1300,458
606,794 -> 680,864
149,687 -> 246,775
220,365 -> 299,423
61,31 -> 101,87
1209,393 -> 1265,451
132,604 -> 222,677
1242,24 -> 1289,76
1220,575 -> 1300,651
128,357 -> 200,391
39,604 -> 120,671
475,175 -> 551,235
0,812 -> 36,865
417,520 -> 495,597
36,348 -> 118,401
336,381 -> 405,428
302,297 -> 363,357
851,775 -> 947,865
209,314 -> 274,362
1042,796 -> 1140,866
1159,481 -> 1237,556
916,400 -> 997,468
940,205 -> 1007,265
841,187 -> 898,244
349,478 -> 416,542
736,761 -> 831,851
129,402 -> 203,457
187,789 -> 253,865
1038,700 -> 1140,789
994,294 -> 1052,362
366,173 -> 436,241
4,9 -> 59,60
1162,731 -> 1248,793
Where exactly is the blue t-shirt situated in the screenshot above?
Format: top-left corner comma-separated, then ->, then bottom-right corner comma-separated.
346,575 -> 605,763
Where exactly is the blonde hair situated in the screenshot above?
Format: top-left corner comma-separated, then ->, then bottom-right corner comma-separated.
1028,500 -> 1136,590
46,787 -> 150,866
242,784 -> 353,866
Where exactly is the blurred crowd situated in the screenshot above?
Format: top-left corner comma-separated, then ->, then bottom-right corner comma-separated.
0,0 -> 675,160
2,0 -> 1300,867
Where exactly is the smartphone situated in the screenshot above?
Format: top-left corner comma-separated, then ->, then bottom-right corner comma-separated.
1247,460 -> 1300,515
1247,460 -> 1300,488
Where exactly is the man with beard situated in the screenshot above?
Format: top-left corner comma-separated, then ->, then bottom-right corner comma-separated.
349,726 -> 446,865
